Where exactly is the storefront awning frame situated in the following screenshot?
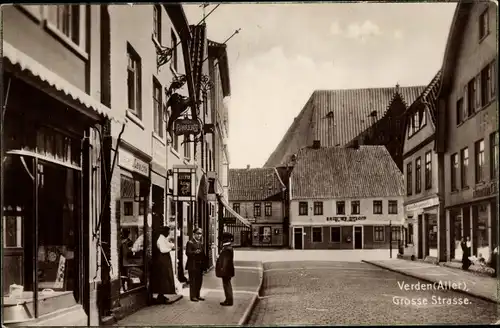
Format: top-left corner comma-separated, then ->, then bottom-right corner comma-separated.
217,194 -> 251,228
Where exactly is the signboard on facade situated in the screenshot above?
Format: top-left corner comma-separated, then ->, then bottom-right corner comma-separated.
473,181 -> 497,198
174,118 -> 201,136
119,148 -> 149,177
326,216 -> 367,222
223,217 -> 236,224
405,197 -> 439,212
177,172 -> 192,196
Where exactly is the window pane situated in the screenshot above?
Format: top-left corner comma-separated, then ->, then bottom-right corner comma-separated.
331,227 -> 341,243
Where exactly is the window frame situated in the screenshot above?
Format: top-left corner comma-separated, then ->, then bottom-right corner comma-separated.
374,226 -> 385,242
475,139 -> 485,184
388,200 -> 398,214
253,202 -> 261,217
127,44 -> 142,119
351,200 -> 360,215
232,203 -> 240,214
153,4 -> 162,44
264,202 -> 272,216
460,148 -> 469,189
183,135 -> 191,160
456,98 -> 464,125
298,202 -> 308,216
479,8 -> 490,41
373,200 -> 383,215
406,162 -> 412,196
171,29 -> 178,72
152,77 -> 163,138
415,157 -> 422,194
311,227 -> 323,243
313,201 -> 323,216
451,153 -> 459,191
491,132 -> 499,180
330,226 -> 341,243
391,226 -> 401,241
424,151 -> 432,190
336,201 -> 345,215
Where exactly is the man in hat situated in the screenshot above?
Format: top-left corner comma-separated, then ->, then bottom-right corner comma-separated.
216,232 -> 235,306
186,227 -> 206,302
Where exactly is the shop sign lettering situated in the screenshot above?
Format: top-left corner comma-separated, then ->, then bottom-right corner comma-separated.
177,173 -> 192,196
473,181 -> 497,198
174,118 -> 201,136
133,159 -> 149,176
326,216 -> 367,222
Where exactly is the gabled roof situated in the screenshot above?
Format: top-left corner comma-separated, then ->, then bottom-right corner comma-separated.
264,86 -> 426,167
229,167 -> 284,201
405,70 -> 442,127
290,146 -> 404,199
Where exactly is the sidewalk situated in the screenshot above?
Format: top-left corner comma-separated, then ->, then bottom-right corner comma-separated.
362,259 -> 499,304
113,261 -> 263,326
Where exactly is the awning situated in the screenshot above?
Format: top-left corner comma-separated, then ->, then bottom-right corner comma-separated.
217,194 -> 251,228
2,41 -> 124,124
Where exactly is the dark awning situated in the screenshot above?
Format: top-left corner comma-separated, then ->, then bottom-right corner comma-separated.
217,194 -> 251,228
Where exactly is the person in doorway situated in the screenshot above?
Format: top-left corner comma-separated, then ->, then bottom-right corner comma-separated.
460,237 -> 471,270
167,224 -> 184,294
151,226 -> 176,304
216,232 -> 235,306
186,227 -> 206,302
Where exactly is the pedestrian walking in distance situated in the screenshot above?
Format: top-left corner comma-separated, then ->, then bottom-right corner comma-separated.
186,227 -> 206,302
150,226 -> 176,304
216,232 -> 235,306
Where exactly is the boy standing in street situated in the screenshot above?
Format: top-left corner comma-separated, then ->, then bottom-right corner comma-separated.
216,232 -> 235,306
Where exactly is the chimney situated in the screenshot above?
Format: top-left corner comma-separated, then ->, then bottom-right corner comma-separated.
246,164 -> 250,169
312,140 -> 321,149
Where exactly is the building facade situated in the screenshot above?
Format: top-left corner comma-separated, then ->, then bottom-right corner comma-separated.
402,71 -> 444,260
289,145 -> 405,250
2,4 -> 121,326
436,1 -> 498,265
229,167 -> 286,247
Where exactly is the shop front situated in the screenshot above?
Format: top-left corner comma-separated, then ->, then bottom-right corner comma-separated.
446,181 -> 498,264
2,64 -> 115,325
251,224 -> 284,247
110,146 -> 151,317
217,195 -> 252,248
404,197 -> 440,259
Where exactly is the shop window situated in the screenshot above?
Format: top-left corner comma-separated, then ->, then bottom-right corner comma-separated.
408,222 -> 414,244
299,202 -> 308,216
476,205 -> 489,259
265,202 -> 272,216
388,200 -> 398,214
259,226 -> 271,243
313,201 -> 323,215
490,132 -> 498,180
312,227 -> 322,243
232,203 -> 240,214
406,162 -> 412,196
391,226 -> 401,241
425,151 -> 432,190
475,139 -> 485,183
451,153 -> 459,191
373,200 -> 383,214
330,227 -> 341,243
119,175 -> 147,294
253,203 -> 261,217
374,226 -> 385,242
415,157 -> 421,193
336,201 -> 345,215
351,200 -> 360,215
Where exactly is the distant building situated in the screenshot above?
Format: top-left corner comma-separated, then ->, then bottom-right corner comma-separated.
401,70 -> 443,260
288,145 -> 405,250
264,87 -> 425,169
229,167 -> 287,247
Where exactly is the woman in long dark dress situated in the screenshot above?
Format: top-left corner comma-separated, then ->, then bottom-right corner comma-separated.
151,226 -> 176,304
460,237 -> 471,270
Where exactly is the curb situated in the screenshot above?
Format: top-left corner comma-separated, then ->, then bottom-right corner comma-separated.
237,262 -> 264,326
362,260 -> 499,305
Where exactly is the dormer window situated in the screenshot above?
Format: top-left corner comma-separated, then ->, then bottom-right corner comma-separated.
407,107 -> 426,138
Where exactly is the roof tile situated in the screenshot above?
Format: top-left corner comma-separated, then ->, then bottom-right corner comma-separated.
229,168 -> 284,201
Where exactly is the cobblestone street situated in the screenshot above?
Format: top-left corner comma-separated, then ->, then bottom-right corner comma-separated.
248,261 -> 498,326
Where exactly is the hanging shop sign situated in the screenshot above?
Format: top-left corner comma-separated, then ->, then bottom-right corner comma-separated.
174,118 -> 201,136
473,180 -> 497,199
326,216 -> 367,222
177,172 -> 192,197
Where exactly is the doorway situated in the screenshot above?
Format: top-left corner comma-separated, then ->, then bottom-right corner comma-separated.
354,226 -> 363,249
241,230 -> 252,247
417,215 -> 423,259
293,227 -> 303,249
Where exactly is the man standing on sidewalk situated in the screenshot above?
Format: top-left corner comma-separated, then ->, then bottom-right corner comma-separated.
186,228 -> 206,302
216,232 -> 235,306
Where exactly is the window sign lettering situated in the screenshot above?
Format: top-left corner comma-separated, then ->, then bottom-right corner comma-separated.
177,173 -> 192,196
326,216 -> 367,222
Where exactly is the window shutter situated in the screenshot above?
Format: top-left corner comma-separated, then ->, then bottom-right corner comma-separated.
463,84 -> 469,116
475,75 -> 481,110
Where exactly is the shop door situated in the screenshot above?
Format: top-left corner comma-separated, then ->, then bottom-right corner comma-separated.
151,185 -> 164,257
354,226 -> 363,249
294,228 -> 303,249
417,215 -> 423,258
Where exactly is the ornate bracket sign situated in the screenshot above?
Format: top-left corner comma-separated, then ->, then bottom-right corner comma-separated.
174,118 -> 202,136
326,216 -> 367,222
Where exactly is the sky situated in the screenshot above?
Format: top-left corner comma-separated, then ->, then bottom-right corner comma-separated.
184,2 -> 457,169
